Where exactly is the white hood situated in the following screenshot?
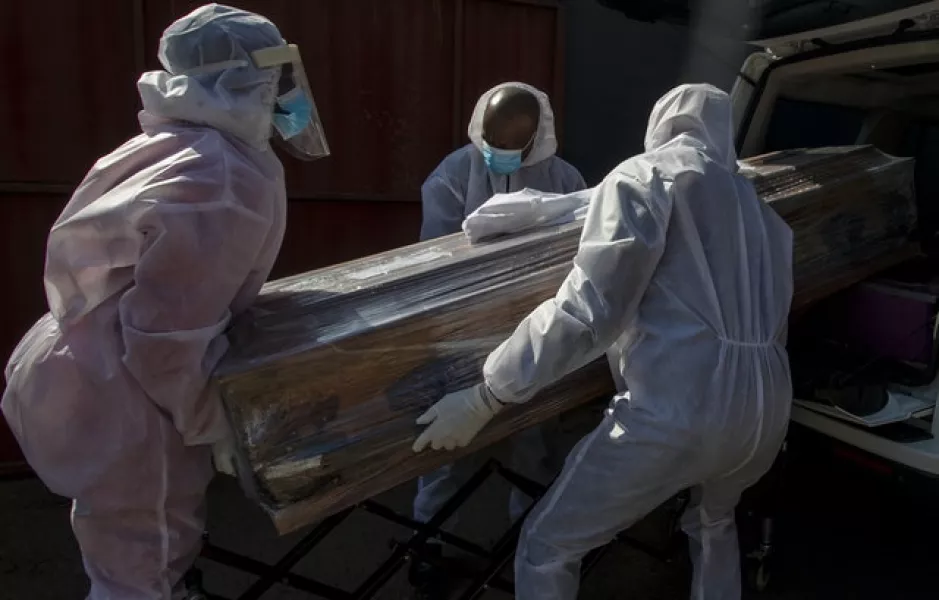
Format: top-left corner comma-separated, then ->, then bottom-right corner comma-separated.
644,83 -> 737,170
137,4 -> 286,149
137,68 -> 277,150
467,81 -> 559,167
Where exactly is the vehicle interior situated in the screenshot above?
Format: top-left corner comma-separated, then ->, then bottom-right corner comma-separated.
739,36 -> 939,236
739,33 -> 939,446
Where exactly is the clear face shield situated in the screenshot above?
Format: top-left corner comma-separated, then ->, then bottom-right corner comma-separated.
251,44 -> 330,161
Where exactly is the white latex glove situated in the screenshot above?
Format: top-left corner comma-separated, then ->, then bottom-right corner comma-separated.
212,435 -> 238,477
413,383 -> 503,452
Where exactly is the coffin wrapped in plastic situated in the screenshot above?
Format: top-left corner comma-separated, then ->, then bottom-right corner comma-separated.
215,145 -> 918,533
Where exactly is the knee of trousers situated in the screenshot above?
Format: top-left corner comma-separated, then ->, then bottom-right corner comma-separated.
689,507 -> 737,538
518,522 -> 581,569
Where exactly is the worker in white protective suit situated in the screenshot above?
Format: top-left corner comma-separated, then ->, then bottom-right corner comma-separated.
413,84 -> 794,600
1,4 -> 328,599
412,82 -> 585,599
419,82 -> 586,239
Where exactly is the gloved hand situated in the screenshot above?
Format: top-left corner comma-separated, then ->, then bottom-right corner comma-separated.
212,435 -> 238,477
413,383 -> 504,452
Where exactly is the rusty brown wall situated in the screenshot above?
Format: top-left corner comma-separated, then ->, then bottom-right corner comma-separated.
0,0 -> 563,471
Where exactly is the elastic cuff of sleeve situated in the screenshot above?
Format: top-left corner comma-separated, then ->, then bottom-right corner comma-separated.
479,383 -> 505,413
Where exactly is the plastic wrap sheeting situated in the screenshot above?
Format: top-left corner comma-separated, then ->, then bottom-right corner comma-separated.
216,145 -> 918,533
741,146 -> 918,309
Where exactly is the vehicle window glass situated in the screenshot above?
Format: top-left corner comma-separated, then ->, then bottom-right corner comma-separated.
764,97 -> 866,152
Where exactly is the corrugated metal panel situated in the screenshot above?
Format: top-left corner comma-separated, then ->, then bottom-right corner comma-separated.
0,424 -> 24,475
0,1 -> 142,184
460,0 -> 563,135
278,0 -> 458,202
273,201 -> 421,278
0,194 -> 69,473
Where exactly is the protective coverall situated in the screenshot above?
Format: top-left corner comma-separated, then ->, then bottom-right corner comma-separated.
414,82 -> 587,529
0,5 -> 317,598
416,84 -> 794,599
491,83 -> 794,600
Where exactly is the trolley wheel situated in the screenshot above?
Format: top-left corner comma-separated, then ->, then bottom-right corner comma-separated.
746,557 -> 772,593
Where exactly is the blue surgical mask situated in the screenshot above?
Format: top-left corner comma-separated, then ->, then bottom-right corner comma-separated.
272,89 -> 313,140
481,142 -> 523,175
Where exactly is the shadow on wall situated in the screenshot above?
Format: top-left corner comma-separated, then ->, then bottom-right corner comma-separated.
563,0 -> 753,185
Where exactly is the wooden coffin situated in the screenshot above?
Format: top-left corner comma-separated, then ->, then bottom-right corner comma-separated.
216,145 -> 918,533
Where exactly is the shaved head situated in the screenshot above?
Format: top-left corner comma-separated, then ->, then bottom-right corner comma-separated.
481,86 -> 540,155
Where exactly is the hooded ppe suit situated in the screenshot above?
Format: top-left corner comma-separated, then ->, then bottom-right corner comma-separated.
419,82 -> 586,241
481,84 -> 794,600
414,83 -> 587,530
1,5 -> 306,598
